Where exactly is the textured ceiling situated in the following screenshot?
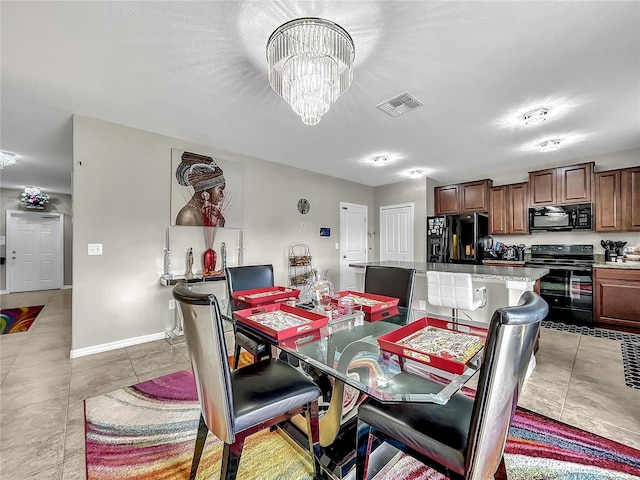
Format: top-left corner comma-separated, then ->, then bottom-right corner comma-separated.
1,1 -> 639,194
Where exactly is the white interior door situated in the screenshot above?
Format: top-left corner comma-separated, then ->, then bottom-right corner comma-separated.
380,203 -> 414,262
339,203 -> 368,290
6,210 -> 64,293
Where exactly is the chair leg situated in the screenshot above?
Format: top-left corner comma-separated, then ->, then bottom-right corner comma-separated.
355,419 -> 374,480
305,401 -> 322,480
494,456 -> 508,480
233,343 -> 241,369
190,413 -> 209,480
220,438 -> 245,480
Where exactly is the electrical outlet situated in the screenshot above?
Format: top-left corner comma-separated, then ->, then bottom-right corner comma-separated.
169,299 -> 176,310
88,244 -> 103,255
419,300 -> 427,310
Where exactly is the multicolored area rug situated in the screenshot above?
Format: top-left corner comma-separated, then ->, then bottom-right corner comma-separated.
85,367 -> 640,480
0,305 -> 44,334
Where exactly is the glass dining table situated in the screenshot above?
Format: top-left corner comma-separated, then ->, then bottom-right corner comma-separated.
228,301 -> 487,406
226,300 -> 488,479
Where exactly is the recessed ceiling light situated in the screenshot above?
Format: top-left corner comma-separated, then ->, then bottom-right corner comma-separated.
522,108 -> 549,125
409,169 -> 423,177
539,139 -> 561,152
372,156 -> 388,166
0,150 -> 17,169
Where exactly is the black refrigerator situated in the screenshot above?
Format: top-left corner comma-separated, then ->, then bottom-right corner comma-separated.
427,213 -> 489,264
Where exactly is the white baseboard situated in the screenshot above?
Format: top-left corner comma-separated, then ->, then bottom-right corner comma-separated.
63,284 -> 72,289
0,290 -> 8,295
70,331 -> 166,358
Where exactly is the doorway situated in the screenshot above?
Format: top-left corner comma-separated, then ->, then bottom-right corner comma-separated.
339,203 -> 368,290
6,210 -> 64,292
380,203 -> 414,262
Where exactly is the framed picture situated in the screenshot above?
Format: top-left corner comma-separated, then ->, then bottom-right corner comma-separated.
320,227 -> 331,237
170,149 -> 244,227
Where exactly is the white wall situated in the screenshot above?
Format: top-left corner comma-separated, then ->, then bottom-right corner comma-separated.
71,115 -> 374,353
0,188 -> 73,290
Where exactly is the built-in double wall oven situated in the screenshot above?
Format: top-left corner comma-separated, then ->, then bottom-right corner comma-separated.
525,244 -> 594,325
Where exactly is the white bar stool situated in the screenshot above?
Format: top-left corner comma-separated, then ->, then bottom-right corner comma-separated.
426,271 -> 487,321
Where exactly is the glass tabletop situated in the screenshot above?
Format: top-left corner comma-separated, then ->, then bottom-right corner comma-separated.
229,301 -> 487,405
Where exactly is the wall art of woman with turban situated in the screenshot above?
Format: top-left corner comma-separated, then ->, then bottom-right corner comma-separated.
174,152 -> 228,227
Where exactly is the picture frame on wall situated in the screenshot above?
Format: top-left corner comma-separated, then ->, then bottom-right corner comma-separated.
170,149 -> 244,227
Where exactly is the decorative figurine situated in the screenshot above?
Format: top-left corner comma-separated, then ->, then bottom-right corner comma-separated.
186,247 -> 194,278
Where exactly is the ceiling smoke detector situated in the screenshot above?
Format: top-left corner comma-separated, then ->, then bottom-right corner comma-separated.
377,92 -> 423,117
522,108 -> 549,125
540,139 -> 561,152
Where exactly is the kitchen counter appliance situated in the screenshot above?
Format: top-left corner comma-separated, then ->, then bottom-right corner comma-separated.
525,244 -> 594,324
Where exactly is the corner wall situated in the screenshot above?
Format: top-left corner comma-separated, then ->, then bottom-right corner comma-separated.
71,116 -> 374,352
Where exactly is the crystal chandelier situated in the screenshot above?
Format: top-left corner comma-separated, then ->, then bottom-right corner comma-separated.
267,18 -> 355,126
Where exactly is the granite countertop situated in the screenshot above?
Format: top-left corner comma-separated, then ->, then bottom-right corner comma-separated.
349,261 -> 549,282
593,262 -> 640,270
482,259 -> 526,266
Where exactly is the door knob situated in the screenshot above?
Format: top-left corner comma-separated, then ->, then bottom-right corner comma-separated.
12,257 -> 16,260
343,255 -> 347,259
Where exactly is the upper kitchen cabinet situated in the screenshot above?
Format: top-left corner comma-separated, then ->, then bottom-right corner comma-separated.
595,170 -> 622,232
435,180 -> 492,215
595,166 -> 640,232
621,166 -> 640,231
529,162 -> 594,206
434,184 -> 460,214
489,182 -> 528,235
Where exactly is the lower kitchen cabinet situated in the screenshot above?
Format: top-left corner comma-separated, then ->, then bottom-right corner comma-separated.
593,267 -> 640,329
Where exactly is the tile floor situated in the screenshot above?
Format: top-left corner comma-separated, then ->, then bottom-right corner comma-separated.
1,289 -> 639,479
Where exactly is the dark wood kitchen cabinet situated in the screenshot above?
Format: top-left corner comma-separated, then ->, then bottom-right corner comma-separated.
594,267 -> 640,330
489,182 -> 528,235
435,179 -> 492,215
595,166 -> 640,232
595,170 -> 622,232
529,162 -> 594,206
434,184 -> 460,215
621,166 -> 640,231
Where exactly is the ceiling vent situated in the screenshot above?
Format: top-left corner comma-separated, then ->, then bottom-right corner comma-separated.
377,92 -> 423,117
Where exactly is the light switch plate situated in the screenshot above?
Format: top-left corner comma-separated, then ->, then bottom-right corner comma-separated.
88,244 -> 103,255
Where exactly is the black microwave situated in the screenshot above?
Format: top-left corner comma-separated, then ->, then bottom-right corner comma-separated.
528,203 -> 593,231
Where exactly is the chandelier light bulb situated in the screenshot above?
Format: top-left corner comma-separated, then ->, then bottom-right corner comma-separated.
540,139 -> 561,152
267,18 -> 355,126
522,108 -> 549,125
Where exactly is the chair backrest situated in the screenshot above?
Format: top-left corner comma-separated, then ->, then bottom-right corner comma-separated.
225,264 -> 274,296
172,283 -> 236,444
364,266 -> 416,308
426,271 -> 477,310
465,291 -> 548,479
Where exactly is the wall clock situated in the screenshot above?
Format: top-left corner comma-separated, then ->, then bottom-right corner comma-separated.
297,198 -> 310,214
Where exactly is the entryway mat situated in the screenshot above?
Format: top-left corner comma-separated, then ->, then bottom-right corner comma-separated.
0,305 -> 44,334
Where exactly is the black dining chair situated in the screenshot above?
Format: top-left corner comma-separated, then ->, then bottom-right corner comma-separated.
172,283 -> 322,480
225,264 -> 274,368
364,265 -> 416,308
355,291 -> 548,480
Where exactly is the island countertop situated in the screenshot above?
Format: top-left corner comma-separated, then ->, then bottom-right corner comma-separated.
349,261 -> 549,282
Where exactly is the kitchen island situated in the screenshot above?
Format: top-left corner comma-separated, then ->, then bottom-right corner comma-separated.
349,260 -> 549,316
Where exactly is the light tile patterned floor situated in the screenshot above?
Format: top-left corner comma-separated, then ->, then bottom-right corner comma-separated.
1,289 -> 639,479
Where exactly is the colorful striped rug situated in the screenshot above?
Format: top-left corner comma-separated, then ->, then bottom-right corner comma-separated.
84,367 -> 640,480
0,305 -> 44,334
